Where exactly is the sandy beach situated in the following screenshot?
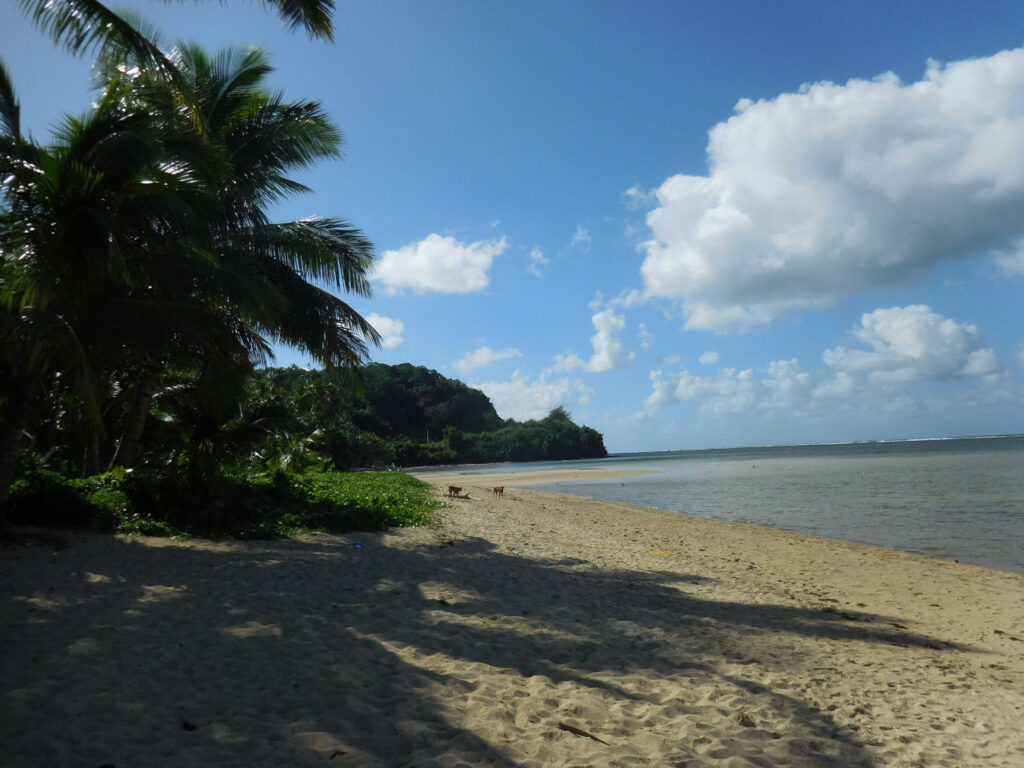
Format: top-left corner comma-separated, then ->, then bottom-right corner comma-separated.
3,469 -> 1023,767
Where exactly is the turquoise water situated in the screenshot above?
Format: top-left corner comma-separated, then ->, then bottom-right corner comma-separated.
430,436 -> 1024,573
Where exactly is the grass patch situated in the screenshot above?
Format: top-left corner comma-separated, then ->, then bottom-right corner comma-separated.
292,471 -> 438,530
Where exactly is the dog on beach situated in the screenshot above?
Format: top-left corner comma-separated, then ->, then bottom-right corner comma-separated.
447,485 -> 462,498
492,486 -> 504,498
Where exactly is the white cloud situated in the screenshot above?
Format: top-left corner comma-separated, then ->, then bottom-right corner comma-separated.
585,308 -> 634,372
624,185 -> 656,210
698,350 -> 720,365
475,370 -> 593,421
645,305 -> 1004,418
824,305 -> 1002,383
995,238 -> 1024,276
550,309 -> 635,375
372,233 -> 506,295
549,352 -> 586,373
646,369 -> 678,408
527,247 -> 549,278
454,345 -> 522,373
571,225 -> 592,250
648,360 -> 814,417
366,313 -> 404,349
811,371 -> 858,401
610,288 -> 645,309
639,48 -> 1024,332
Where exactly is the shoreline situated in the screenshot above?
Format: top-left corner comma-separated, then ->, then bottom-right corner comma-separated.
417,466 -> 1023,576
3,475 -> 1023,766
413,466 -> 657,488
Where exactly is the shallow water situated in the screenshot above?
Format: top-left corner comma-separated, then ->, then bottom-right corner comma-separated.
446,437 -> 1024,573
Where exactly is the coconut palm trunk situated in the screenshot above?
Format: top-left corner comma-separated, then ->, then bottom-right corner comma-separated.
109,373 -> 159,469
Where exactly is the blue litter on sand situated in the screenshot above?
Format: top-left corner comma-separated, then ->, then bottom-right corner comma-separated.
351,542 -> 363,549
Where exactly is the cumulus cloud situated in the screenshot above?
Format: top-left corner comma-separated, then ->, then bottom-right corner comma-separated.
548,309 -> 635,375
366,313 -> 404,349
648,360 -> 813,416
454,345 -> 522,373
646,305 -> 1002,416
639,48 -> 1024,332
474,370 -> 593,421
699,350 -> 720,365
549,352 -> 586,373
585,309 -> 634,372
527,248 -> 549,278
372,233 -> 506,295
824,305 -> 1002,383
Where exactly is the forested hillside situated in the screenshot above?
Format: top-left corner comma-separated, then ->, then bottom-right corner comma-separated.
247,364 -> 608,468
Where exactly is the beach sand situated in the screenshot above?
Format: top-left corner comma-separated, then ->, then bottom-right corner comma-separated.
3,469 -> 1023,767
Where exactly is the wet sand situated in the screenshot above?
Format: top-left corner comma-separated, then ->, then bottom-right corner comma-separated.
2,470 -> 1023,766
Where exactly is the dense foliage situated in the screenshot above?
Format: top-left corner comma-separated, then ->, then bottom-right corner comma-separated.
7,460 -> 437,538
242,364 -> 608,469
0,22 -> 382,529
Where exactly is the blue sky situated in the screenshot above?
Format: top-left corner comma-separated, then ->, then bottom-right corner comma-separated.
3,1 -> 1024,452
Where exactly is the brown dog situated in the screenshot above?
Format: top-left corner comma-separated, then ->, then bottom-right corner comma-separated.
447,485 -> 462,499
492,486 -> 504,498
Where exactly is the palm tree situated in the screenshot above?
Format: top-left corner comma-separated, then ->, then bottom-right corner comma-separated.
1,36 -> 380,516
97,43 -> 380,469
0,53 -> 215,514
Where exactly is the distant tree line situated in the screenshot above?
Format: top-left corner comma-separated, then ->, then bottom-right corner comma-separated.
245,364 -> 608,469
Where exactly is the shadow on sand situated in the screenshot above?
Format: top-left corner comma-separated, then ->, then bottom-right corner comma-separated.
2,529 -> 968,766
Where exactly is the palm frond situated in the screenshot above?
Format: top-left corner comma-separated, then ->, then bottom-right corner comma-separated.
231,98 -> 342,170
16,0 -> 177,78
0,306 -> 102,427
233,218 -> 375,295
261,0 -> 336,41
255,259 -> 381,366
87,8 -> 168,93
167,44 -> 273,140
0,57 -> 22,140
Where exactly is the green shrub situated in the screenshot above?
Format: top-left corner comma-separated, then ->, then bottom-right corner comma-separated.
116,471 -> 304,539
8,467 -> 183,536
8,458 -> 437,539
8,468 -> 97,528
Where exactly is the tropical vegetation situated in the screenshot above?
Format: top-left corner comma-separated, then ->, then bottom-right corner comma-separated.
1,1 -> 605,538
0,2 -> 388,533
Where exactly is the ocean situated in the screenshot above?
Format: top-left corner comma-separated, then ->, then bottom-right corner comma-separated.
440,436 -> 1024,574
